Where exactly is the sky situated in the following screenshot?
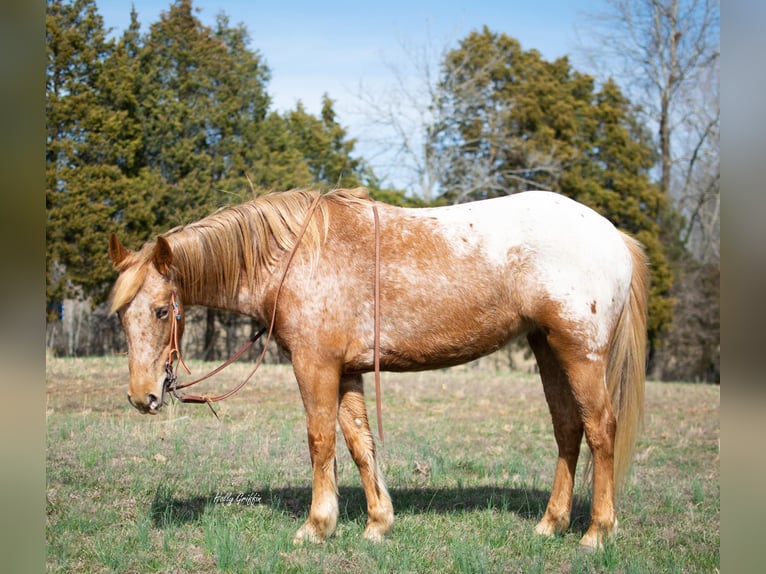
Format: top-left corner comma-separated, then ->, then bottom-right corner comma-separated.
98,0 -> 606,188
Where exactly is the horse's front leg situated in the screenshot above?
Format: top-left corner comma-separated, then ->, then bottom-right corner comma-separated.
292,357 -> 341,544
337,374 -> 393,541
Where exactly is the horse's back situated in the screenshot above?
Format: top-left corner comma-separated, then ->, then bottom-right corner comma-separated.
390,192 -> 634,354
407,191 -> 625,260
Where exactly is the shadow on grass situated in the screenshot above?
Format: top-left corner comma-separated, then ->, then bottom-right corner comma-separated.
150,484 -> 210,527
151,482 -> 591,534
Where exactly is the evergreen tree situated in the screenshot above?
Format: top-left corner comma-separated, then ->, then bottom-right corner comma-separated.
47,1 -> 162,311
136,0 -> 230,223
98,8 -> 162,246
247,111 -> 315,191
432,29 -> 588,200
282,95 -> 364,189
46,0 -> 118,311
203,12 -> 272,197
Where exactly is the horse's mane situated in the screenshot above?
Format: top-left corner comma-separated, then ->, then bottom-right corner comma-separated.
110,187 -> 371,312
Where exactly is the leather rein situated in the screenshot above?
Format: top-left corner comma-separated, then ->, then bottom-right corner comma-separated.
163,195 -> 386,442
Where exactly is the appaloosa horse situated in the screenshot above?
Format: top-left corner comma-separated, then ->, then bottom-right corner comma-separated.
108,187 -> 648,551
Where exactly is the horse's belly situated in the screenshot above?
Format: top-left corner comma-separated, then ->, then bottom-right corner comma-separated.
343,300 -> 528,374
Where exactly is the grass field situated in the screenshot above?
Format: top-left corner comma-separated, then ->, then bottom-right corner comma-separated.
46,356 -> 719,573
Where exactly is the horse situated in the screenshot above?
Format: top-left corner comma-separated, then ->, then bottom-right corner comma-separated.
108,187 -> 648,551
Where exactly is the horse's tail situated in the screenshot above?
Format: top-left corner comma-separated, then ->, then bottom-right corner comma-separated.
606,232 -> 650,492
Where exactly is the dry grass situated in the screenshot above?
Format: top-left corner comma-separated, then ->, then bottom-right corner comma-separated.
46,356 -> 719,572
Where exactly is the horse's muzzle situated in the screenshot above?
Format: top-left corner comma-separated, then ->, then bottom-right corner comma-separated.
127,392 -> 162,414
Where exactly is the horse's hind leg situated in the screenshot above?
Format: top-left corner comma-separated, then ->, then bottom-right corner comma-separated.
528,330 -> 584,538
531,330 -> 618,551
292,357 -> 342,544
569,358 -> 618,552
337,374 -> 394,541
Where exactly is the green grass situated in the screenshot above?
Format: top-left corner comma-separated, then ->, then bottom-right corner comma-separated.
46,357 -> 719,572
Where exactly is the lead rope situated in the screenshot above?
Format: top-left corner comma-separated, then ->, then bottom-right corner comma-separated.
371,200 -> 384,444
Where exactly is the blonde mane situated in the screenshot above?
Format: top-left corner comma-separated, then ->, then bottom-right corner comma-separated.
109,187 -> 371,312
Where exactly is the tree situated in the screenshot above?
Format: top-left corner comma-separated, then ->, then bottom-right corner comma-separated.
136,0 -> 274,358
581,0 -> 720,262
432,30 -> 588,202
46,0 -> 172,355
244,111 -> 315,191
138,0 -> 234,222
659,260 -> 719,381
206,12 -> 272,195
46,0 -> 121,311
353,35 -> 451,202
282,95 -> 365,189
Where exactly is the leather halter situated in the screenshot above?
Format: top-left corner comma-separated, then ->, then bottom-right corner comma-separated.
164,289 -> 266,413
163,195 -> 385,441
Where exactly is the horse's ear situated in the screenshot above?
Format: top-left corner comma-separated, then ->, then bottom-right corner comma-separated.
153,236 -> 173,277
108,234 -> 131,268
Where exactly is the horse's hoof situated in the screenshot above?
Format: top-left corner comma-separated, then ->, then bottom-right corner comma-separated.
534,515 -> 569,537
293,523 -> 325,545
578,542 -> 598,554
578,521 -> 617,552
534,521 -> 556,537
362,524 -> 387,542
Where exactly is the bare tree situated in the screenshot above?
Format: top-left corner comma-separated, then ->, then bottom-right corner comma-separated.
580,0 -> 720,261
352,32 -> 563,203
676,57 -> 719,262
580,0 -> 720,381
352,37 -> 449,202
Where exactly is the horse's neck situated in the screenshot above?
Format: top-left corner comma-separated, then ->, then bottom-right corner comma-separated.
176,274 -> 264,318
169,196 -> 317,321
170,234 -> 266,317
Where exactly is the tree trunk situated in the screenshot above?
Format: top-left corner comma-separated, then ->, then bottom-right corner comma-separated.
658,0 -> 678,197
203,308 -> 218,361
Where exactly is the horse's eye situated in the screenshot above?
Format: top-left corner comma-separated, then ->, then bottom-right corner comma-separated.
155,307 -> 169,320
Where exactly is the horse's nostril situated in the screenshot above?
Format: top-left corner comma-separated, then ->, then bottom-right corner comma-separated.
127,393 -> 136,408
148,394 -> 159,409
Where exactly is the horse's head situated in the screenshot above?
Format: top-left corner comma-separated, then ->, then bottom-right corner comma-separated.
109,234 -> 183,414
